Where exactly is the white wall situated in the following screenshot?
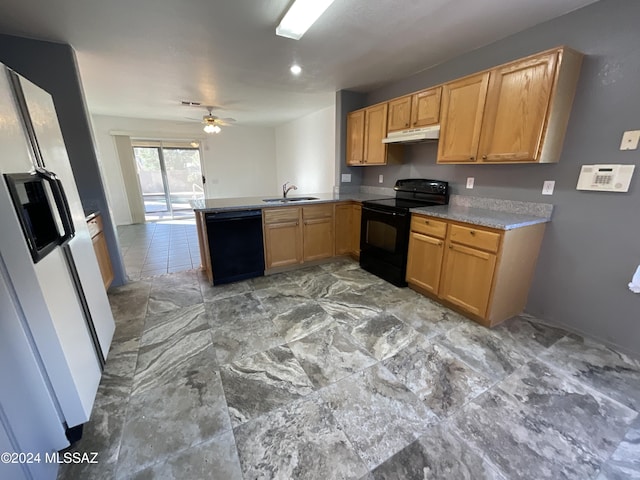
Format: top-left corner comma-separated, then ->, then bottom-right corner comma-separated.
91,115 -> 278,225
275,105 -> 335,195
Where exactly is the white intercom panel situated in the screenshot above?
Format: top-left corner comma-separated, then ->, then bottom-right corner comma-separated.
576,164 -> 635,192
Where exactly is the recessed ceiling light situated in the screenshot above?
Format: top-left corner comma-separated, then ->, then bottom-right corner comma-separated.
290,64 -> 302,75
276,0 -> 336,40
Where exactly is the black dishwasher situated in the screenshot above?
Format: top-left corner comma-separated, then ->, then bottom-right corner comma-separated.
206,209 -> 265,285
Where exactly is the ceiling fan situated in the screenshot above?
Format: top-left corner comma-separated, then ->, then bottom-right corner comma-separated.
199,106 -> 236,134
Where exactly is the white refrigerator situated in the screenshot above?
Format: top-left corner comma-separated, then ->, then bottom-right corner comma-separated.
0,65 -> 115,479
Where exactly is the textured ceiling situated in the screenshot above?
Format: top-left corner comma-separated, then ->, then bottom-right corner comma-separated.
0,0 -> 599,126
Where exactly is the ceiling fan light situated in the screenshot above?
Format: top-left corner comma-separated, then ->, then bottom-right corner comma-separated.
203,124 -> 216,133
212,125 -> 221,134
276,0 -> 336,40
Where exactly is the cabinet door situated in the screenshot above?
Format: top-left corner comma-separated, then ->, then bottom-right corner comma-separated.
440,242 -> 496,317
364,103 -> 388,165
411,87 -> 441,128
303,217 -> 334,262
437,73 -> 489,163
387,96 -> 412,132
406,232 -> 444,294
478,52 -> 558,163
335,204 -> 352,255
346,110 -> 365,165
92,231 -> 114,289
351,204 -> 362,256
264,221 -> 302,268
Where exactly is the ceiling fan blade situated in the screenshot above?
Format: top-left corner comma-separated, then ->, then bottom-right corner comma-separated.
220,117 -> 236,123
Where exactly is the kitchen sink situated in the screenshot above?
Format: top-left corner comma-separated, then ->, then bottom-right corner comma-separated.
262,197 -> 318,203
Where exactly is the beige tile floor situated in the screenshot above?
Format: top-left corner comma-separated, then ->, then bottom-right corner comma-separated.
117,220 -> 200,280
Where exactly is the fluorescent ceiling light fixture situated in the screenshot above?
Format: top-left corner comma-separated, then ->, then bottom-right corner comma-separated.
290,64 -> 302,75
276,0 -> 336,40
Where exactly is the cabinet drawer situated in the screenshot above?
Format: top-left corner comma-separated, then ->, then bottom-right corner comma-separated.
86,214 -> 103,238
303,204 -> 333,220
410,215 -> 447,239
264,207 -> 300,224
449,224 -> 500,252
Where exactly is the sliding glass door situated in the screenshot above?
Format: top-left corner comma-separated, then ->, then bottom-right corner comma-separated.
133,141 -> 204,221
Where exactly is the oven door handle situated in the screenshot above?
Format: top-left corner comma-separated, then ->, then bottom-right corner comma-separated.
363,206 -> 406,217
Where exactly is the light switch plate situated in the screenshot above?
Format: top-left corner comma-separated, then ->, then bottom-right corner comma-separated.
620,130 -> 640,150
542,180 -> 555,195
379,174 -> 384,183
341,173 -> 351,183
466,177 -> 474,189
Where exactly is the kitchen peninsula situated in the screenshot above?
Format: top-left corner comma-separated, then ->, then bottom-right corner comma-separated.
192,192 -> 390,284
193,191 -> 552,330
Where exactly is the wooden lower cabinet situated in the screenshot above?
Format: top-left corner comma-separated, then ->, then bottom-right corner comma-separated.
263,207 -> 303,269
87,214 -> 114,290
335,202 -> 361,258
351,204 -> 362,258
440,243 -> 496,317
406,213 -> 546,327
262,202 -> 363,273
195,211 -> 213,283
406,231 -> 444,295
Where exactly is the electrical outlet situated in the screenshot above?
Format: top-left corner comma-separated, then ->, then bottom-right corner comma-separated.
341,173 -> 351,183
620,130 -> 640,150
542,180 -> 555,195
466,177 -> 474,189
379,174 -> 384,184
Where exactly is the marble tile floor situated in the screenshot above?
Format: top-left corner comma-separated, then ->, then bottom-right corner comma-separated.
117,221 -> 200,280
58,259 -> 640,480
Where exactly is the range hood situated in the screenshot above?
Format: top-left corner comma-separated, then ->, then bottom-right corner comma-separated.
382,125 -> 440,144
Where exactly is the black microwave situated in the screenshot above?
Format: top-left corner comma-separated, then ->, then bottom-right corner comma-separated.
4,169 -> 75,263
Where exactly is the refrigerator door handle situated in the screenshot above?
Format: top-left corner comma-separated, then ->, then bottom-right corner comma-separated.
35,168 -> 75,245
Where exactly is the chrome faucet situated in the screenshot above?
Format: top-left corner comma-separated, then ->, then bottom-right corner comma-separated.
282,181 -> 298,198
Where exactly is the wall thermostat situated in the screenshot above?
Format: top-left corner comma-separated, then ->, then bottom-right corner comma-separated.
576,164 -> 635,192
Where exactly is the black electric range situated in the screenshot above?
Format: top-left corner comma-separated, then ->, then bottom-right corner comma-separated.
360,179 -> 449,286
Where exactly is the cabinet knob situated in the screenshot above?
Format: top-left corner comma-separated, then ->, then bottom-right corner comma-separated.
296,222 -> 299,226
469,156 -> 475,160
405,123 -> 409,127
438,241 -> 443,246
470,230 -> 476,236
482,155 -> 487,160
424,220 -> 429,224
449,245 -> 453,249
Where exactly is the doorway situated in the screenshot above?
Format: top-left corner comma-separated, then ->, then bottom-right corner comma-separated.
132,141 -> 205,221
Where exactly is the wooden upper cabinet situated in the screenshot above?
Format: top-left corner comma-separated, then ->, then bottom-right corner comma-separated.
346,104 -> 401,166
437,47 -> 583,164
346,110 -> 365,166
388,87 -> 441,132
387,96 -> 412,132
478,52 -> 557,163
364,103 -> 388,165
411,87 -> 441,128
437,72 -> 490,163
